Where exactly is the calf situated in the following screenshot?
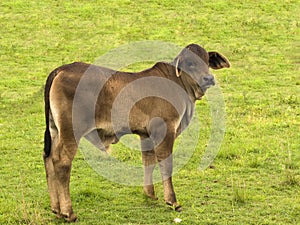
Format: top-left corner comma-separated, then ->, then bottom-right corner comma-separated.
43,43 -> 230,221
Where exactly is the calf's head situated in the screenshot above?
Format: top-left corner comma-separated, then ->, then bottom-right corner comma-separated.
173,44 -> 230,94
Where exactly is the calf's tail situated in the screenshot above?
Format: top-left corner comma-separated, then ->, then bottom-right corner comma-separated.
44,68 -> 60,158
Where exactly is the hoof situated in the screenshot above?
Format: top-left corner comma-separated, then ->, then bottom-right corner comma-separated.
60,210 -> 77,222
144,191 -> 158,200
63,213 -> 77,222
52,208 -> 62,218
166,202 -> 182,212
145,193 -> 158,200
175,205 -> 182,212
143,186 -> 158,200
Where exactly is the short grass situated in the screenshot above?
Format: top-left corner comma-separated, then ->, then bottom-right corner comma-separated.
1,0 -> 299,224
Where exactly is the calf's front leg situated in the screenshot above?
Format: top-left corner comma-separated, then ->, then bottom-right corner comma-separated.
154,134 -> 182,212
141,137 -> 158,200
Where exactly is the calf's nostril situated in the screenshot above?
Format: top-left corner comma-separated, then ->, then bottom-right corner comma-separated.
203,75 -> 215,83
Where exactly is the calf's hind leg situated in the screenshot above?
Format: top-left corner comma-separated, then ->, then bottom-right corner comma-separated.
44,121 -> 61,216
51,138 -> 78,222
44,152 -> 60,216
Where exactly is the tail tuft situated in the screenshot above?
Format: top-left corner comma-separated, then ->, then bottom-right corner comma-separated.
44,128 -> 51,157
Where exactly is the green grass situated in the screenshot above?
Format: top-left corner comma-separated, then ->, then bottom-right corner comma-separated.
1,0 -> 300,224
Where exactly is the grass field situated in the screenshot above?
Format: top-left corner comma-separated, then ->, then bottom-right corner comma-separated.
0,0 -> 299,224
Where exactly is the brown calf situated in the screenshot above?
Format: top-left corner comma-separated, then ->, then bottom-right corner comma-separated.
43,43 -> 230,221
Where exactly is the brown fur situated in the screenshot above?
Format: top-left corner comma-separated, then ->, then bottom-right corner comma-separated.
43,44 -> 230,221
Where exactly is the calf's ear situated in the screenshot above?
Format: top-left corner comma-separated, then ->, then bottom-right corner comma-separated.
209,52 -> 231,70
174,57 -> 182,77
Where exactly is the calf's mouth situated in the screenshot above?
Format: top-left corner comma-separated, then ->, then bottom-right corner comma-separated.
199,76 -> 215,93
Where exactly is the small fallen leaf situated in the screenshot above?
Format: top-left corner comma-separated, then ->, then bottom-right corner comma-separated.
174,218 -> 182,223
